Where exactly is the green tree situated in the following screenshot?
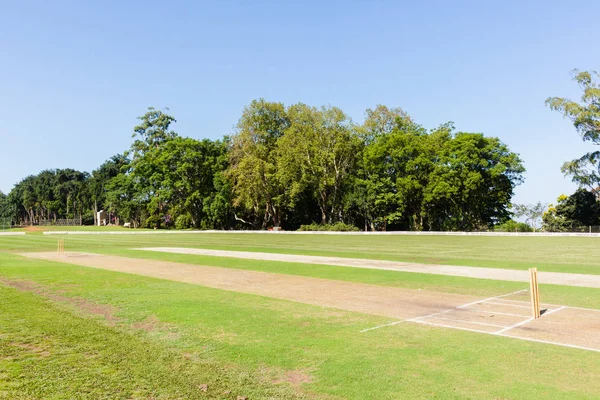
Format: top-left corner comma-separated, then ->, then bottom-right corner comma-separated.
227,99 -> 290,228
90,154 -> 130,225
360,116 -> 436,230
547,70 -> 600,191
278,104 -> 360,224
0,191 -> 12,220
542,191 -> 600,232
423,132 -> 524,231
130,107 -> 178,158
140,137 -> 229,228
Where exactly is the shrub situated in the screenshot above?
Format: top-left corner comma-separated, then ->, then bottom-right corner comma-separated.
298,222 -> 360,232
143,215 -> 161,229
494,220 -> 533,232
175,214 -> 193,230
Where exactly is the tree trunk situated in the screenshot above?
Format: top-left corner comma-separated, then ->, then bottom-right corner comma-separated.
93,201 -> 98,226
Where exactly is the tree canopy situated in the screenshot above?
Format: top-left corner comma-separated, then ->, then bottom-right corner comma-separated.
547,70 -> 600,191
4,102 -> 525,231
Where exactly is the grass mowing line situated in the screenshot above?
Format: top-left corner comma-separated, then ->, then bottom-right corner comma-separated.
107,249 -> 600,310
135,247 -> 600,288
6,233 -> 600,275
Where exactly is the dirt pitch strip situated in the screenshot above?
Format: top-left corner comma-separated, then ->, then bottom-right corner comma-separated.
21,252 -> 600,353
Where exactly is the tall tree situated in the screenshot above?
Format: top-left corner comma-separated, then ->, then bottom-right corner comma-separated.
278,104 -> 360,224
547,70 -> 600,191
129,107 -> 178,158
226,99 -> 290,228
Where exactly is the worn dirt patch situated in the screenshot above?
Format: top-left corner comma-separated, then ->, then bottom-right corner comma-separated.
276,370 -> 313,387
10,342 -> 51,357
132,315 -> 163,332
21,226 -> 47,232
0,277 -> 119,324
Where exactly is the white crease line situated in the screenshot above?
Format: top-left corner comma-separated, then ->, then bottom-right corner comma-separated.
565,306 -> 600,313
483,301 -> 533,309
418,318 -> 600,353
497,334 -> 600,353
542,306 -> 567,317
424,316 -> 507,328
494,306 -> 566,335
411,319 -> 496,334
360,320 -> 403,333
497,298 -> 564,309
494,317 -> 535,334
467,308 -> 531,318
407,289 -> 527,323
492,299 -> 531,304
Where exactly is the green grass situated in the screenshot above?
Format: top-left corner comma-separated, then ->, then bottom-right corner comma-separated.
0,283 -> 304,400
1,253 -> 599,399
3,232 -> 600,274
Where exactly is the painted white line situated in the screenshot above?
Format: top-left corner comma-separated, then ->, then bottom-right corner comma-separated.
484,301 -> 532,309
417,318 -> 600,353
497,298 -> 564,308
425,316 -> 507,328
497,334 -> 600,353
494,317 -> 535,334
360,320 -> 403,333
492,299 -> 531,304
467,308 -> 531,318
361,289 -> 528,332
494,306 -> 566,335
542,306 -> 567,317
411,319 -> 495,335
565,306 -> 600,313
407,289 -> 527,322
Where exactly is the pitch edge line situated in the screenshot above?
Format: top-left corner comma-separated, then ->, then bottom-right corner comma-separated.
360,320 -> 403,333
412,319 -> 600,353
496,334 -> 600,353
406,289 -> 528,323
361,289 -> 527,332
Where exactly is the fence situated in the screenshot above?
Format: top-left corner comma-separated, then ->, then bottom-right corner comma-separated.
0,218 -> 11,230
39,219 -> 80,227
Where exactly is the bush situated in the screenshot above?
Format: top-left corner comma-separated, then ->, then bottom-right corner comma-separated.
298,222 -> 360,232
494,220 -> 533,232
143,215 -> 161,229
175,214 -> 193,230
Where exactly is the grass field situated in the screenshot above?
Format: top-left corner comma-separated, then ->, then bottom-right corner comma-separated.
1,231 -> 599,399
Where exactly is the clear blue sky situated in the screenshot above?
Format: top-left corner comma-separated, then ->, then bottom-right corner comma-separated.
1,0 -> 599,206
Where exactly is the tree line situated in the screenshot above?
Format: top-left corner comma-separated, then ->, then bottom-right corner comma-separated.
1,102 -> 526,231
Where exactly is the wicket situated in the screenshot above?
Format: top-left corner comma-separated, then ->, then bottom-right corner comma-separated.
529,267 -> 541,318
57,239 -> 65,256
